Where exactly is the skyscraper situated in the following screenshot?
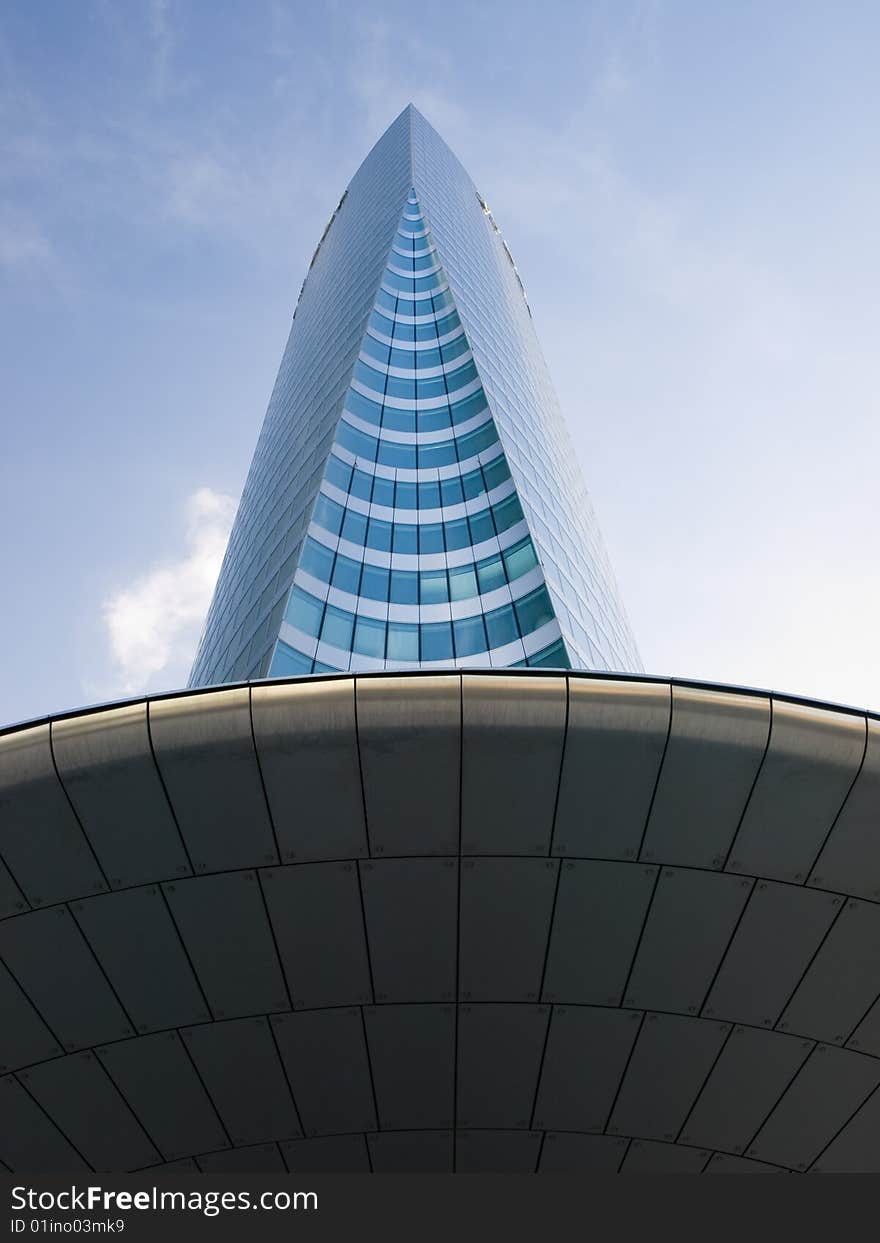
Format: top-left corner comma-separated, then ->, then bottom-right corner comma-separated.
189,105 -> 640,688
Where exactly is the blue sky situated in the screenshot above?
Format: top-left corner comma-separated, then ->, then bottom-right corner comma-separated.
1,0 -> 877,724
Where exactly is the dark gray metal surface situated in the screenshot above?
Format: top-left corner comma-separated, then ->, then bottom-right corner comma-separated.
1,669 -> 879,1173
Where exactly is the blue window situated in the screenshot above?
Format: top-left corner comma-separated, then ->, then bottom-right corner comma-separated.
324,456 -> 352,492
377,440 -> 416,469
528,639 -> 568,668
342,508 -> 368,545
390,347 -> 415,368
440,476 -> 464,506
332,553 -> 361,595
420,569 -> 448,604
353,614 -> 386,658
462,468 -> 485,500
419,523 -> 445,555
354,359 -> 386,394
450,391 -> 487,426
387,621 -> 419,661
413,297 -> 435,316
414,273 -> 440,293
418,480 -> 441,509
269,641 -> 312,677
454,614 -> 487,657
392,521 -> 418,554
392,320 -> 416,342
445,361 -> 478,392
300,537 -> 334,582
395,480 -> 418,509
441,334 -> 469,363
415,319 -> 440,341
485,603 -> 519,650
515,586 -> 555,634
350,468 -> 373,502
449,563 -> 478,601
369,310 -> 395,336
417,408 -> 451,433
468,509 -> 495,546
417,374 -> 447,400
435,312 -> 460,335
382,407 -> 416,433
385,270 -> 415,292
361,563 -> 390,601
321,604 -> 354,650
421,621 -> 453,661
347,389 -> 383,424
285,587 -> 324,637
416,347 -> 442,368
385,374 -> 416,401
312,493 -> 344,536
371,475 -> 395,508
376,288 -> 397,311
476,554 -> 505,595
366,517 -> 392,552
444,516 -> 470,551
418,441 -> 457,468
336,421 -> 378,461
504,538 -> 538,581
361,335 -> 390,364
483,455 -> 511,491
493,493 -> 524,533
390,569 -> 418,604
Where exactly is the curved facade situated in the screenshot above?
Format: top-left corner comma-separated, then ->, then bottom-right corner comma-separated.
189,107 -> 641,687
2,671 -> 880,1174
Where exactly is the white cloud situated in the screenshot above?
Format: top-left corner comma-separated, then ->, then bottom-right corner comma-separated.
99,487 -> 236,697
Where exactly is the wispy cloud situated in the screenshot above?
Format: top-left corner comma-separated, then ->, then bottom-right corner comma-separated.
97,487 -> 236,698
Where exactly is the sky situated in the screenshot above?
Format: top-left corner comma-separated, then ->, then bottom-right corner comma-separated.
1,0 -> 878,725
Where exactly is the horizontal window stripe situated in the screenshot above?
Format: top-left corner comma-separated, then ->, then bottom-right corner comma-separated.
329,438 -> 504,482
365,324 -> 465,350
318,474 -> 516,523
341,402 -> 492,442
307,516 -> 531,570
349,373 -> 483,411
357,348 -> 473,380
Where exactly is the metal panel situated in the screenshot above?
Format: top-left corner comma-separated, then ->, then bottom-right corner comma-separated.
363,1004 -> 454,1129
0,1075 -> 88,1172
625,869 -> 753,1015
163,872 -> 288,1019
0,858 -> 27,919
368,1130 -> 453,1172
272,1008 -> 376,1136
73,887 -> 208,1032
182,1018 -> 302,1145
97,1032 -> 228,1161
850,997 -> 880,1056
749,1045 -> 880,1169
198,1144 -> 286,1173
360,857 -> 456,1002
456,1130 -> 542,1172
0,723 -> 107,907
532,1006 -> 641,1132
251,679 -> 368,862
456,1004 -> 549,1129
0,906 -> 131,1050
621,1140 -> 709,1173
459,858 -> 558,1001
779,898 -> 880,1043
608,1014 -> 731,1141
704,1153 -> 784,1174
538,1133 -> 627,1172
261,863 -> 370,1008
809,717 -> 880,899
52,704 -> 189,888
0,960 -> 61,1070
728,702 -> 866,883
543,861 -> 656,1005
703,883 -> 840,1027
357,675 -> 460,855
149,689 -> 278,872
812,1085 -> 880,1173
552,680 -> 669,859
461,675 -> 565,854
281,1134 -> 371,1173
680,1026 -> 812,1153
22,1052 -> 159,1172
642,687 -> 770,868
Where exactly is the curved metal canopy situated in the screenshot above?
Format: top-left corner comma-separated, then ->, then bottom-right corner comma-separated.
1,670 -> 879,1174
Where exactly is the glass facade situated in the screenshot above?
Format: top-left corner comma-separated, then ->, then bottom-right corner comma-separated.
190,106 -> 641,685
